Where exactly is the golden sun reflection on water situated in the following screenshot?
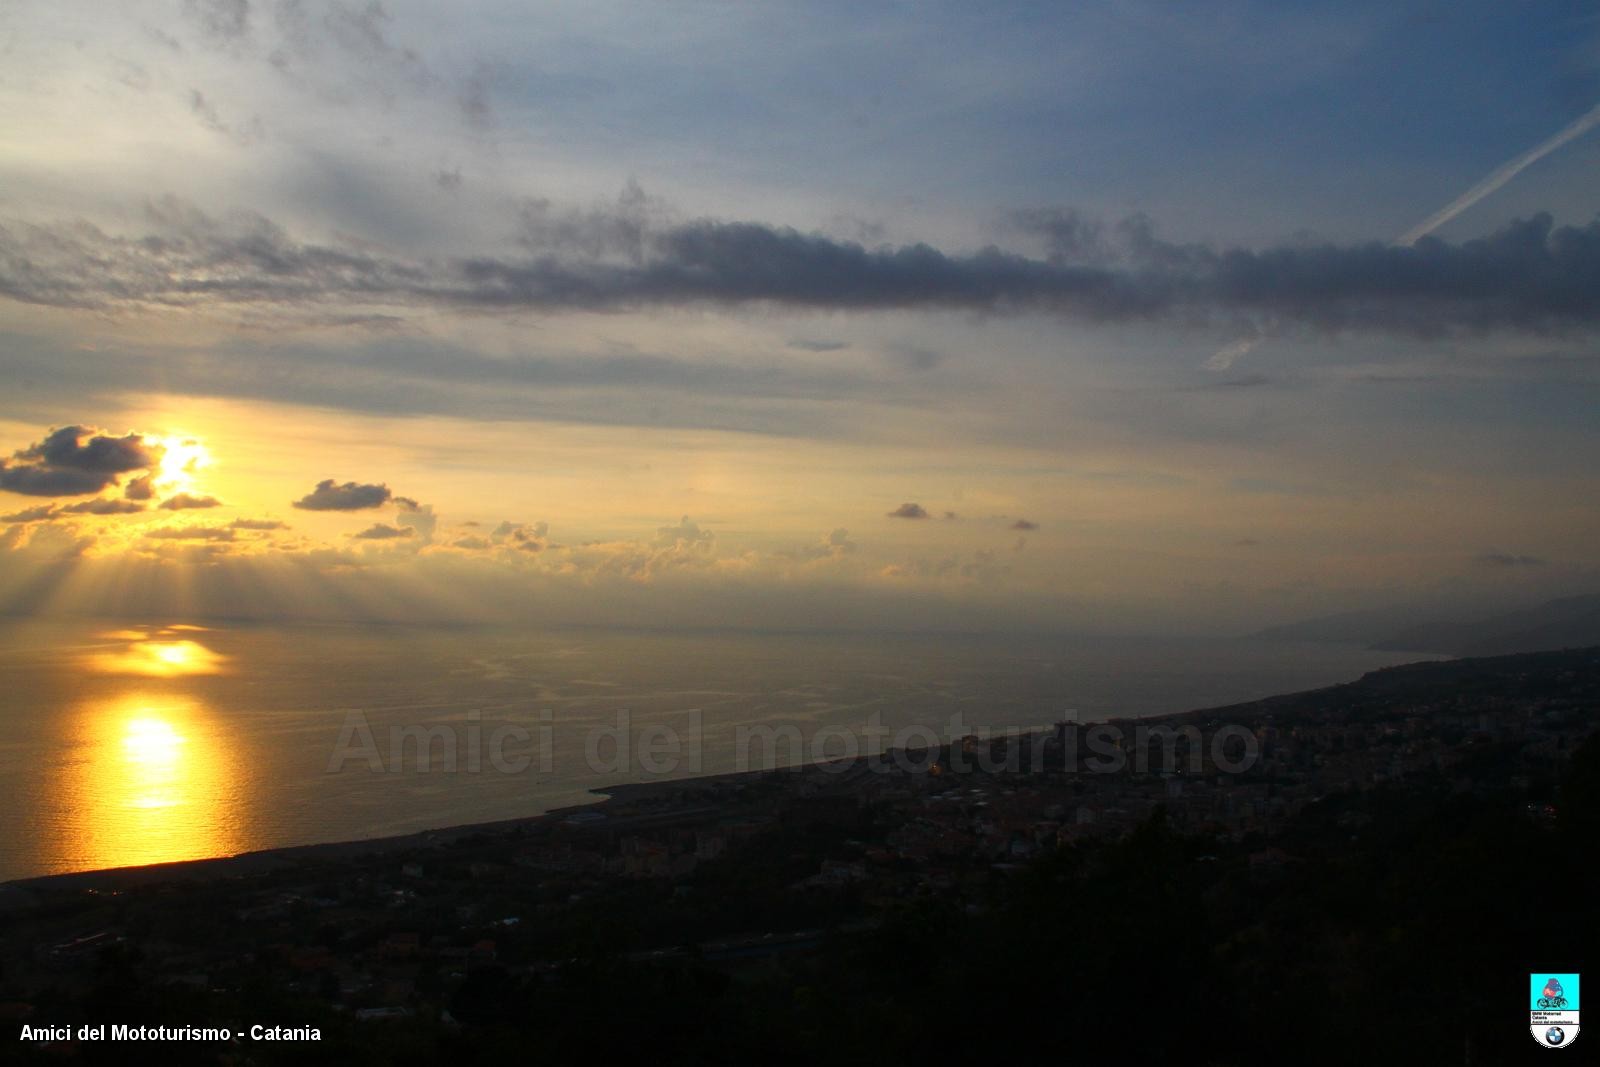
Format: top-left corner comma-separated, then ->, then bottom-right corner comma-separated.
86,637 -> 229,677
55,693 -> 243,873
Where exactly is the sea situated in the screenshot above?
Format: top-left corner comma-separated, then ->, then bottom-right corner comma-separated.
0,618 -> 1440,883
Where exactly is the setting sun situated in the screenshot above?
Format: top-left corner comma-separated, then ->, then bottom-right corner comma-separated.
155,436 -> 212,494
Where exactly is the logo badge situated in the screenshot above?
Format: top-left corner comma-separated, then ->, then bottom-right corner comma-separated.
1531,973 -> 1580,1049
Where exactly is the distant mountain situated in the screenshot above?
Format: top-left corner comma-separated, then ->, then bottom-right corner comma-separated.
1371,594 -> 1600,656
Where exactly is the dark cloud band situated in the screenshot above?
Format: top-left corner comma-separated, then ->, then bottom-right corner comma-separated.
3,206 -> 1598,337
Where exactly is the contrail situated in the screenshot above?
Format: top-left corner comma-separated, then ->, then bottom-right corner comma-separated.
1206,100 -> 1600,369
1396,100 -> 1600,245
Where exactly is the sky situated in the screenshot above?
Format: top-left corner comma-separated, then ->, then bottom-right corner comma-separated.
1,0 -> 1598,635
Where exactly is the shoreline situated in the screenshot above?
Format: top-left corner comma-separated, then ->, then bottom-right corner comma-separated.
0,764 -> 842,894
0,648 -> 1472,894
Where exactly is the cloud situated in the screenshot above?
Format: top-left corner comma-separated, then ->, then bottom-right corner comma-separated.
63,498 -> 146,515
0,426 -> 162,497
457,67 -> 493,129
880,549 -> 1010,585
184,0 -> 251,45
887,502 -> 930,519
393,502 -> 437,541
1,504 -> 60,523
1011,518 -> 1039,530
787,338 -> 851,352
1014,207 -> 1115,265
15,426 -> 157,473
145,525 -> 236,541
1206,103 -> 1600,371
8,201 -> 1600,339
351,522 -> 414,540
1,498 -> 146,520
1476,551 -> 1547,567
0,521 -> 95,560
775,527 -> 859,563
187,88 -> 263,145
0,465 -> 116,497
230,517 -> 288,530
656,516 -> 712,548
0,326 -> 877,441
1204,336 -> 1262,372
292,478 -> 394,510
159,492 -> 223,510
124,474 -> 156,501
492,520 -> 547,549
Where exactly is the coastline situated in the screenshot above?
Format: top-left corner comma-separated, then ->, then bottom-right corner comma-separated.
0,765 -> 831,894
0,648 -> 1476,894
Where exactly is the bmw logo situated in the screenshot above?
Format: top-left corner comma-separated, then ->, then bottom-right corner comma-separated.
1547,1026 -> 1566,1046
